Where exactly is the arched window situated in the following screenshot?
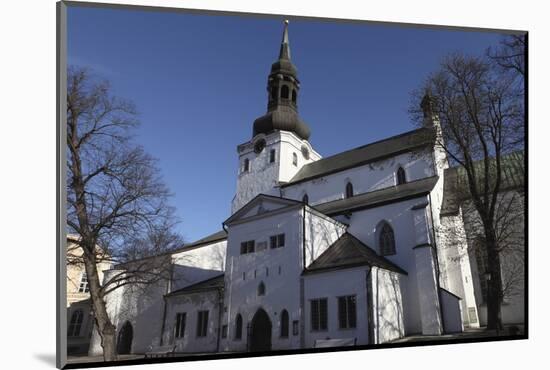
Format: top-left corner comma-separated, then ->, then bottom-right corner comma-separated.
379,222 -> 396,256
396,166 -> 407,185
292,152 -> 298,166
271,86 -> 278,101
280,309 -> 289,338
67,309 -> 84,337
243,158 -> 249,173
302,194 -> 309,204
235,314 -> 243,340
292,89 -> 297,103
258,282 -> 266,296
345,182 -> 354,198
281,85 -> 289,99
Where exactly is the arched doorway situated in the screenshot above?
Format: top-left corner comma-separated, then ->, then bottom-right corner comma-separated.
116,321 -> 133,354
250,308 -> 272,352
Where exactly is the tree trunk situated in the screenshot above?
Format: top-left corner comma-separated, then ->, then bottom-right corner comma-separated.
85,256 -> 118,361
484,226 -> 503,331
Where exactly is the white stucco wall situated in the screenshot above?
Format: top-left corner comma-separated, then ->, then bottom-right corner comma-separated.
369,267 -> 405,343
232,131 -> 320,213
303,267 -> 370,347
303,208 -> 347,267
440,288 -> 463,333
163,289 -> 222,353
343,197 -> 429,335
222,207 -> 304,352
281,148 -> 436,206
89,240 -> 227,356
171,241 -> 226,292
461,191 -> 525,326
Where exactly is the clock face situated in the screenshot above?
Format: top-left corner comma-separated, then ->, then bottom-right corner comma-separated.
254,139 -> 266,154
301,145 -> 310,160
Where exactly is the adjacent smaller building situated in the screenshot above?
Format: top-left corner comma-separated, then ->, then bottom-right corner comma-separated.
66,235 -> 112,355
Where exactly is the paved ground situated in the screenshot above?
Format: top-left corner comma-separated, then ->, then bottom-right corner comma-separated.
67,326 -> 525,364
391,325 -> 525,343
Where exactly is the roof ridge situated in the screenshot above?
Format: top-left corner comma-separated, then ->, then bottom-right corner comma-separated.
309,127 -> 432,165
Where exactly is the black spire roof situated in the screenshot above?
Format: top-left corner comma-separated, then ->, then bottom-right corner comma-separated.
253,20 -> 311,140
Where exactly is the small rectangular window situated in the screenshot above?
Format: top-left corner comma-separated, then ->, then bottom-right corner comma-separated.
270,234 -> 285,249
270,149 -> 276,163
311,298 -> 328,331
241,240 -> 255,254
338,296 -> 357,329
78,272 -> 89,293
175,312 -> 186,339
221,325 -> 228,339
196,310 -> 209,337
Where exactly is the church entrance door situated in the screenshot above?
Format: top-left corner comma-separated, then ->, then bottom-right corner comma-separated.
250,308 -> 272,352
116,321 -> 133,354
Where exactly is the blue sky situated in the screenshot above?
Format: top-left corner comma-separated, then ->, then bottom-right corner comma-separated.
67,5 -> 506,242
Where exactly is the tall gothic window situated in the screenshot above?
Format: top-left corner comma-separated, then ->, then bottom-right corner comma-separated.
68,309 -> 84,337
243,158 -> 250,173
379,222 -> 396,256
302,194 -> 309,204
258,281 -> 266,296
397,166 -> 407,185
271,86 -> 278,101
280,309 -> 289,338
292,89 -> 297,103
235,314 -> 243,340
270,149 -> 276,163
345,182 -> 354,198
292,152 -> 298,166
281,85 -> 289,99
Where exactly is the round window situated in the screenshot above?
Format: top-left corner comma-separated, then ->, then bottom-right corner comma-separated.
301,145 -> 310,160
254,139 -> 266,154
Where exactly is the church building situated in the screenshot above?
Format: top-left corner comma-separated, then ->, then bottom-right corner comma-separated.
89,21 -> 524,356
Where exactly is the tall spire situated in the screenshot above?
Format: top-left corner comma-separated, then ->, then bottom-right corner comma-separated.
252,20 -> 311,140
279,19 -> 291,60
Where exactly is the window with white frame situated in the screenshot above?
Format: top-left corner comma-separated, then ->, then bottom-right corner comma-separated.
78,272 -> 89,293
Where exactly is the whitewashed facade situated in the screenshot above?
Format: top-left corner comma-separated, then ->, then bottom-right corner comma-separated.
89,22 -> 524,356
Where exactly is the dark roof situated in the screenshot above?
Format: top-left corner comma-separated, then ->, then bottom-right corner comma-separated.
441,151 -> 525,216
165,274 -> 225,297
304,233 -> 407,275
314,176 -> 439,216
171,229 -> 227,254
282,127 -> 436,187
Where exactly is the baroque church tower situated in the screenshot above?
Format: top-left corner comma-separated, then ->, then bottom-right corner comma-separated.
232,21 -> 321,214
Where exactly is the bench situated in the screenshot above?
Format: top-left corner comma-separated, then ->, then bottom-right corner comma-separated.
144,344 -> 177,358
313,338 -> 357,348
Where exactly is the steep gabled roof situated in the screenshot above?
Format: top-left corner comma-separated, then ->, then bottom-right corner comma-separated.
441,151 -> 525,216
165,274 -> 225,297
314,176 -> 438,216
282,127 -> 436,187
304,232 -> 407,275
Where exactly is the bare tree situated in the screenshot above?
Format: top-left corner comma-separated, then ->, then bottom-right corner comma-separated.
488,34 -> 526,77
410,45 -> 525,330
66,66 -> 183,360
